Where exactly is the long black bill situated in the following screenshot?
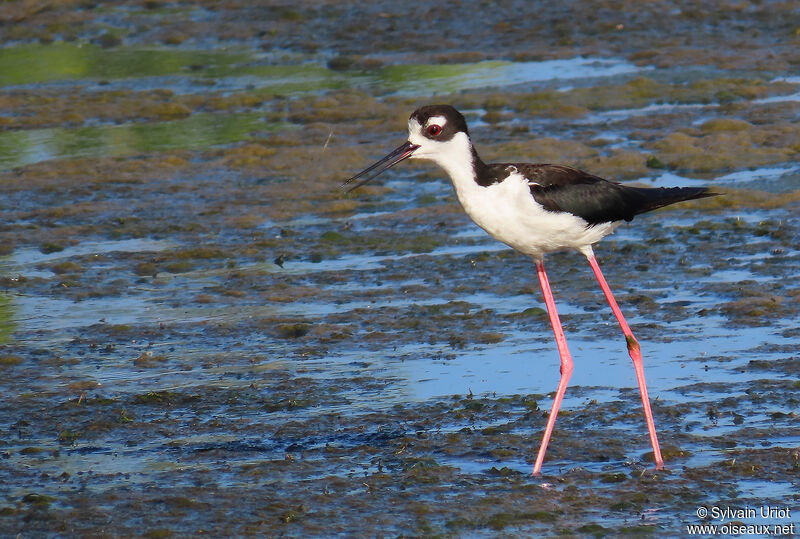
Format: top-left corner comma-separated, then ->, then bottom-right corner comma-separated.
340,141 -> 420,193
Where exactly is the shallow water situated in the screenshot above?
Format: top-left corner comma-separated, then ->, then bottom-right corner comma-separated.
0,113 -> 289,170
1,43 -> 644,91
0,47 -> 648,170
2,2 -> 800,537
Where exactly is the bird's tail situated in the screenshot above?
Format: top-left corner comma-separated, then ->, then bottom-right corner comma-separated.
629,186 -> 718,217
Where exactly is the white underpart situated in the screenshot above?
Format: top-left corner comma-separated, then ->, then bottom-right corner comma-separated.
407,119 -> 618,260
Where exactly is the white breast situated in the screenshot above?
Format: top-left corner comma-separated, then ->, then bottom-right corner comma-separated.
407,130 -> 619,259
446,166 -> 618,260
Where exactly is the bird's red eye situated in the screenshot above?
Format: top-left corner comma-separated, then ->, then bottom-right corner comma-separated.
427,124 -> 442,136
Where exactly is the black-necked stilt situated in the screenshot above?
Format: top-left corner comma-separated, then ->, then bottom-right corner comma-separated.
342,104 -> 716,475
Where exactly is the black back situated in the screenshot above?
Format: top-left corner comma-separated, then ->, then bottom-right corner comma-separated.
408,105 -> 716,224
479,162 -> 715,225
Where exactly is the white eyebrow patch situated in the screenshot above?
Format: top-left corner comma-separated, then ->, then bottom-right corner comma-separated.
425,115 -> 447,128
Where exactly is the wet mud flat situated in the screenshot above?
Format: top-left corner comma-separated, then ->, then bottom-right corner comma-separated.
2,1 -> 800,537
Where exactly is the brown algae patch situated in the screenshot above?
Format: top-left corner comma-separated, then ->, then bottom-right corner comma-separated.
509,77 -> 797,117
649,125 -> 799,172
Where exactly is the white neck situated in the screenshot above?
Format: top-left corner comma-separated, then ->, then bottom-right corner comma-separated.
409,131 -> 478,197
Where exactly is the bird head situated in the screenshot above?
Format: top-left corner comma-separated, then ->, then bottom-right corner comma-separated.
341,105 -> 471,193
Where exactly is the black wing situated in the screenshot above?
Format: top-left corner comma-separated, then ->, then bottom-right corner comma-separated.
490,163 -> 715,225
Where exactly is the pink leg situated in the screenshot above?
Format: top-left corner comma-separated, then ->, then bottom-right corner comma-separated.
587,255 -> 664,469
532,260 -> 574,475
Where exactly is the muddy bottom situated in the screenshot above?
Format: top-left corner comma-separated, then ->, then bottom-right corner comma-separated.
2,1 -> 800,537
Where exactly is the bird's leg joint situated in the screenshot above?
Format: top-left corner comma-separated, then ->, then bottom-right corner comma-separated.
625,334 -> 640,355
559,359 -> 574,378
